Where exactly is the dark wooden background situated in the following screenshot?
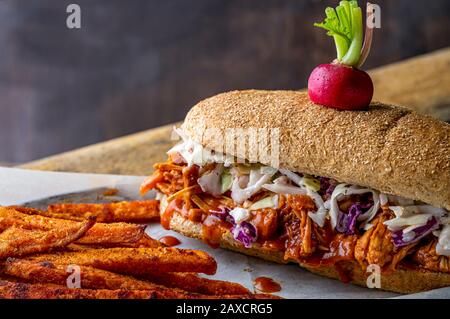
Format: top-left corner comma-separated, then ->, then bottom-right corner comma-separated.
0,0 -> 449,163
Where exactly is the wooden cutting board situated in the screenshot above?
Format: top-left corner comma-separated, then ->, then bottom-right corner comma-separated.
21,47 -> 450,176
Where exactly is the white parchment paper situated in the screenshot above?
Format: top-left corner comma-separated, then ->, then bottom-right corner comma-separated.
0,167 -> 447,299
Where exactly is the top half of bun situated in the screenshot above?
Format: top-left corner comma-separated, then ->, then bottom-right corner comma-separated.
181,90 -> 450,210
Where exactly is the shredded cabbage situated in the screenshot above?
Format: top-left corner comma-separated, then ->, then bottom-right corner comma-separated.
262,176 -> 307,196
156,192 -> 168,214
279,169 -> 320,192
327,184 -> 380,229
209,206 -> 233,223
391,217 -> 439,248
380,193 -> 388,206
168,128 -> 234,167
387,195 -> 415,206
220,170 -> 233,193
279,169 -> 328,227
384,205 -> 447,233
197,164 -> 223,197
249,195 -> 278,210
231,169 -> 275,204
166,131 -> 450,254
208,206 -> 257,247
229,207 -> 250,224
384,205 -> 449,251
336,203 -> 364,235
303,175 -> 321,192
384,213 -> 433,231
231,221 -> 257,248
390,205 -> 446,218
437,225 -> 450,256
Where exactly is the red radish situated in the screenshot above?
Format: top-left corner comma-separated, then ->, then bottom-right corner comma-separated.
308,1 -> 376,110
308,63 -> 373,110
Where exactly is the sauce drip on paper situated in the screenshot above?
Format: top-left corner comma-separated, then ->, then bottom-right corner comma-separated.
159,235 -> 181,247
253,277 -> 281,293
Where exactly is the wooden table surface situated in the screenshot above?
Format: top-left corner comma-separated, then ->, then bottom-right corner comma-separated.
21,47 -> 450,176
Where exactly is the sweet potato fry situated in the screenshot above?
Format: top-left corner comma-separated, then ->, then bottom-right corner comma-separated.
1,207 -> 147,246
0,280 -> 158,299
4,258 -> 248,296
29,247 -> 217,275
64,244 -> 93,252
0,218 -> 95,259
0,274 -> 20,282
76,223 -> 146,245
104,234 -> 163,248
46,200 -> 160,223
142,272 -> 251,295
64,234 -> 163,250
8,205 -> 80,221
6,206 -> 43,216
0,204 -> 277,299
4,258 -> 166,290
0,280 -> 279,299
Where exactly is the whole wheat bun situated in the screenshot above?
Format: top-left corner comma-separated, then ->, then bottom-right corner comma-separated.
169,212 -> 450,294
182,90 -> 450,210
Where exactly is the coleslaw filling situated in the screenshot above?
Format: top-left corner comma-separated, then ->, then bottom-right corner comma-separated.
166,129 -> 450,256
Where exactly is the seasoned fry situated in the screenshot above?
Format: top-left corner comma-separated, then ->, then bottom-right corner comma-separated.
142,272 -> 251,295
0,280 -> 157,299
2,258 -> 268,299
4,258 -> 248,296
46,200 -> 160,223
73,235 -> 163,250
76,223 -> 146,245
4,258 -> 167,290
1,207 -> 147,246
64,244 -> 94,252
29,247 -> 217,275
0,274 -> 20,282
8,205 -> 82,221
0,218 -> 95,259
0,204 -> 275,299
65,236 -> 163,251
0,280 -> 279,299
115,234 -> 163,248
7,206 -> 44,216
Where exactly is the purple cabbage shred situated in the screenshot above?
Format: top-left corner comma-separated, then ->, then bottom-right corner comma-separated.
336,203 -> 365,235
209,206 -> 257,247
209,206 -> 234,224
391,217 -> 439,248
231,221 -> 258,248
319,177 -> 337,198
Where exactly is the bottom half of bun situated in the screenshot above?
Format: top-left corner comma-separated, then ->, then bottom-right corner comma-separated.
168,212 -> 450,294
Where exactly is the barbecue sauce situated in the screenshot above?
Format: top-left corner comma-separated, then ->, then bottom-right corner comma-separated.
254,277 -> 281,293
159,236 -> 181,247
202,215 -> 228,248
161,199 -> 183,230
321,234 -> 357,265
334,263 -> 352,284
261,239 -> 285,251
